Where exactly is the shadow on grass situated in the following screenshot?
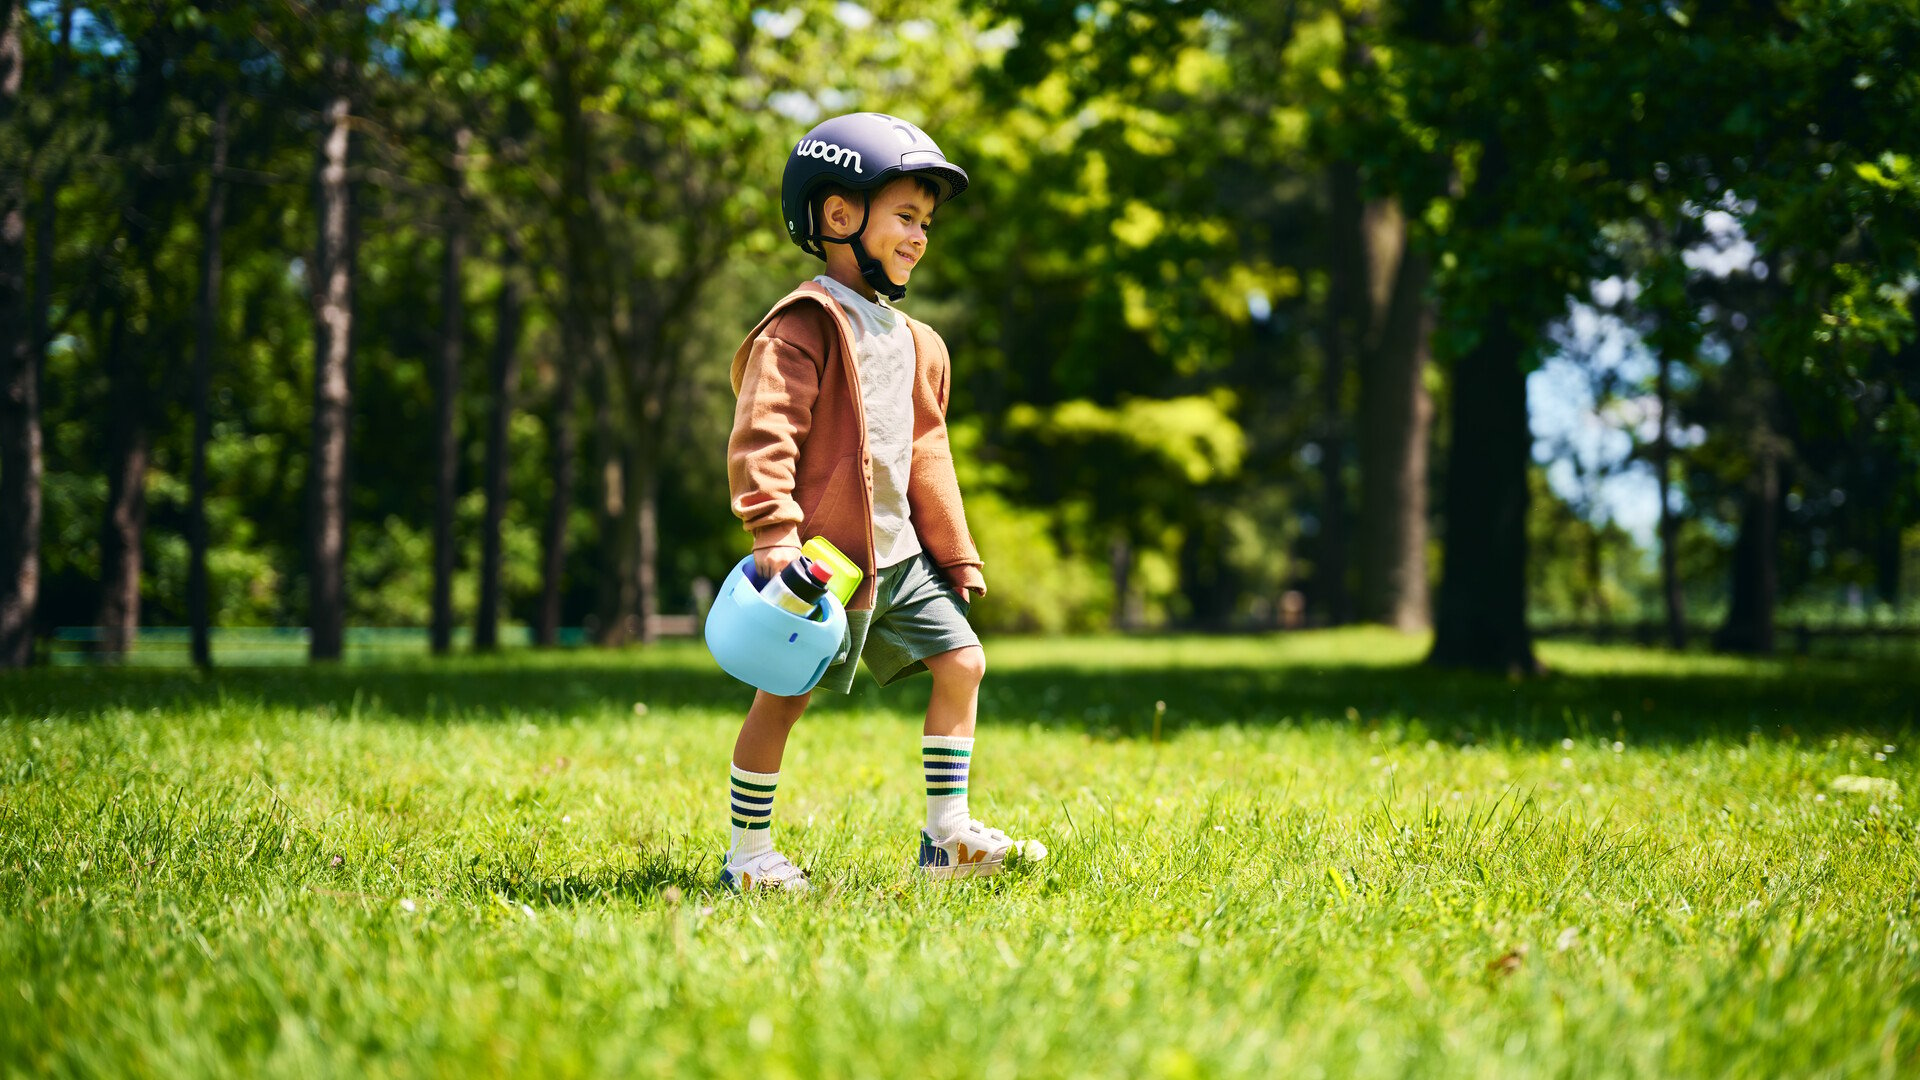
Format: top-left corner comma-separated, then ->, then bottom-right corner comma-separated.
472,842 -> 717,908
2,639 -> 1914,747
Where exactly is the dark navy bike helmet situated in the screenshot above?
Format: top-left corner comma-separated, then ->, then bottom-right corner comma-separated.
781,112 -> 968,300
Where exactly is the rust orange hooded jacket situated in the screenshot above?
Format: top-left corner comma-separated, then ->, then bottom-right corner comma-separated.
727,281 -> 985,611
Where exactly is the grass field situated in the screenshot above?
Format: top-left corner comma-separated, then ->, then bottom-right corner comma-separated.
3,629 -> 1918,1077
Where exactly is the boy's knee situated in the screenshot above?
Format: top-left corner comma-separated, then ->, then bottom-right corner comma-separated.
780,691 -> 812,722
755,689 -> 811,726
928,645 -> 985,687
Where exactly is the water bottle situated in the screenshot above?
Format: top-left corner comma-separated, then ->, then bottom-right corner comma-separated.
800,536 -> 862,607
760,555 -> 834,617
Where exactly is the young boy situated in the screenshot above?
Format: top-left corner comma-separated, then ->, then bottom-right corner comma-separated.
720,112 -> 1044,891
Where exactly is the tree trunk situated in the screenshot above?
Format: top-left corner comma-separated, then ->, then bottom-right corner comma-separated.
0,0 -> 39,666
188,97 -> 230,670
430,126 -> 469,656
475,246 -> 522,652
538,32 -> 597,649
1427,314 -> 1538,673
1315,162 -> 1364,626
95,307 -> 147,659
1714,442 -> 1780,655
591,357 -> 633,645
1109,533 -> 1133,630
1654,352 -> 1686,649
631,443 -> 659,646
309,93 -> 355,661
1356,198 -> 1433,631
536,348 -> 577,647
617,330 -> 664,645
93,21 -> 177,662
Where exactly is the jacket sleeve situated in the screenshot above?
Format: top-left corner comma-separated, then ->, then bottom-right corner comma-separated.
727,310 -> 825,552
907,325 -> 987,596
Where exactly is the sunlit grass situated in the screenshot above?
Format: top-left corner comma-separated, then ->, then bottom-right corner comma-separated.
4,631 -> 1917,1076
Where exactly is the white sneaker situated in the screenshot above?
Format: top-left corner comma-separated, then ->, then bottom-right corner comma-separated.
720,849 -> 811,893
918,820 -> 1048,880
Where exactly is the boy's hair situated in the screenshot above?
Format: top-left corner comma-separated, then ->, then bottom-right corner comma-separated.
811,174 -> 942,239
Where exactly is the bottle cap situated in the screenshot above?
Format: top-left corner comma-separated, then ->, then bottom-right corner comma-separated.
808,561 -> 833,585
779,557 -> 828,603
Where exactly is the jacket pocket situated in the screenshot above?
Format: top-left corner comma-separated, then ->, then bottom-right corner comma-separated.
798,452 -> 856,533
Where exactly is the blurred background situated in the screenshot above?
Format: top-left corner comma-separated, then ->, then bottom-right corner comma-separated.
0,0 -> 1914,670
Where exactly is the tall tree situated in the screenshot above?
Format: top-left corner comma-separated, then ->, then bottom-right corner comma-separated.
1315,160 -> 1361,626
589,351 -> 631,644
95,14 -> 190,660
96,311 -> 147,657
0,0 -> 36,666
22,2 -> 73,659
536,350 -> 577,647
535,15 -> 600,648
1425,141 -> 1539,674
188,95 -> 230,669
474,243 -> 521,651
308,18 -> 358,661
1714,438 -> 1782,655
1355,199 -> 1433,631
430,125 -> 468,656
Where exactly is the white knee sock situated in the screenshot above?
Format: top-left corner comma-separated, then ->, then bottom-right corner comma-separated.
923,735 -> 973,838
728,764 -> 778,863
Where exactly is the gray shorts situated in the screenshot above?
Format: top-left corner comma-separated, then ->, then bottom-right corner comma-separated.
817,552 -> 979,694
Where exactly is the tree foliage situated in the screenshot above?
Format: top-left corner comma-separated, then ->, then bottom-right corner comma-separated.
0,0 -> 1915,667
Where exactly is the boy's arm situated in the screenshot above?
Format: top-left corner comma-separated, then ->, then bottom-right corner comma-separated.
728,311 -> 825,556
907,326 -> 987,599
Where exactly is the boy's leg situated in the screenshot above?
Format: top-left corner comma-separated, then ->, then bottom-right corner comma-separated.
857,555 -> 1045,877
917,645 -> 1045,878
722,690 -> 811,892
921,646 -> 982,839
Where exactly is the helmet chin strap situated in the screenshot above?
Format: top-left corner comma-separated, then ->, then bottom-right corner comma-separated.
817,193 -> 907,302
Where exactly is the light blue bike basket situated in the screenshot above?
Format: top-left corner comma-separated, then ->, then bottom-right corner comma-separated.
704,555 -> 848,696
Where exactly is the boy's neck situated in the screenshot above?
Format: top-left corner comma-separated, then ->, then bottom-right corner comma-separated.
823,259 -> 880,303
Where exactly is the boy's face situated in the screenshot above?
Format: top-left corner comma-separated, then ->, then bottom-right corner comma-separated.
821,177 -> 936,287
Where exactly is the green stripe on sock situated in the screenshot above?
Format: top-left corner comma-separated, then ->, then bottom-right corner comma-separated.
927,786 -> 968,796
746,820 -> 771,829
731,817 -> 752,829
923,748 -> 971,758
730,778 -> 777,792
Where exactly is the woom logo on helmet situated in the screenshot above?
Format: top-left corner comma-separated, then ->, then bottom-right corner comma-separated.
794,138 -> 864,174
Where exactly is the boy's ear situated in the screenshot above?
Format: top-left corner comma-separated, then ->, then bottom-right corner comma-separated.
817,195 -> 864,242
820,193 -> 859,239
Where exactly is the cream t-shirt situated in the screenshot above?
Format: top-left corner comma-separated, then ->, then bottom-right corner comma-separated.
814,275 -> 922,569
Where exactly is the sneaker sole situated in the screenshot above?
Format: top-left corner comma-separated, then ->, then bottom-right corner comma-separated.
918,838 -> 1048,881
919,859 -> 1005,881
723,878 -> 812,894
720,868 -> 811,894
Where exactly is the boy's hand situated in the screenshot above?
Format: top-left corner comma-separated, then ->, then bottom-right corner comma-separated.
755,545 -> 801,581
960,586 -> 983,604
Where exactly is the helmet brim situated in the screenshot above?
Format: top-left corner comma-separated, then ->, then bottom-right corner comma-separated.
897,161 -> 969,204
